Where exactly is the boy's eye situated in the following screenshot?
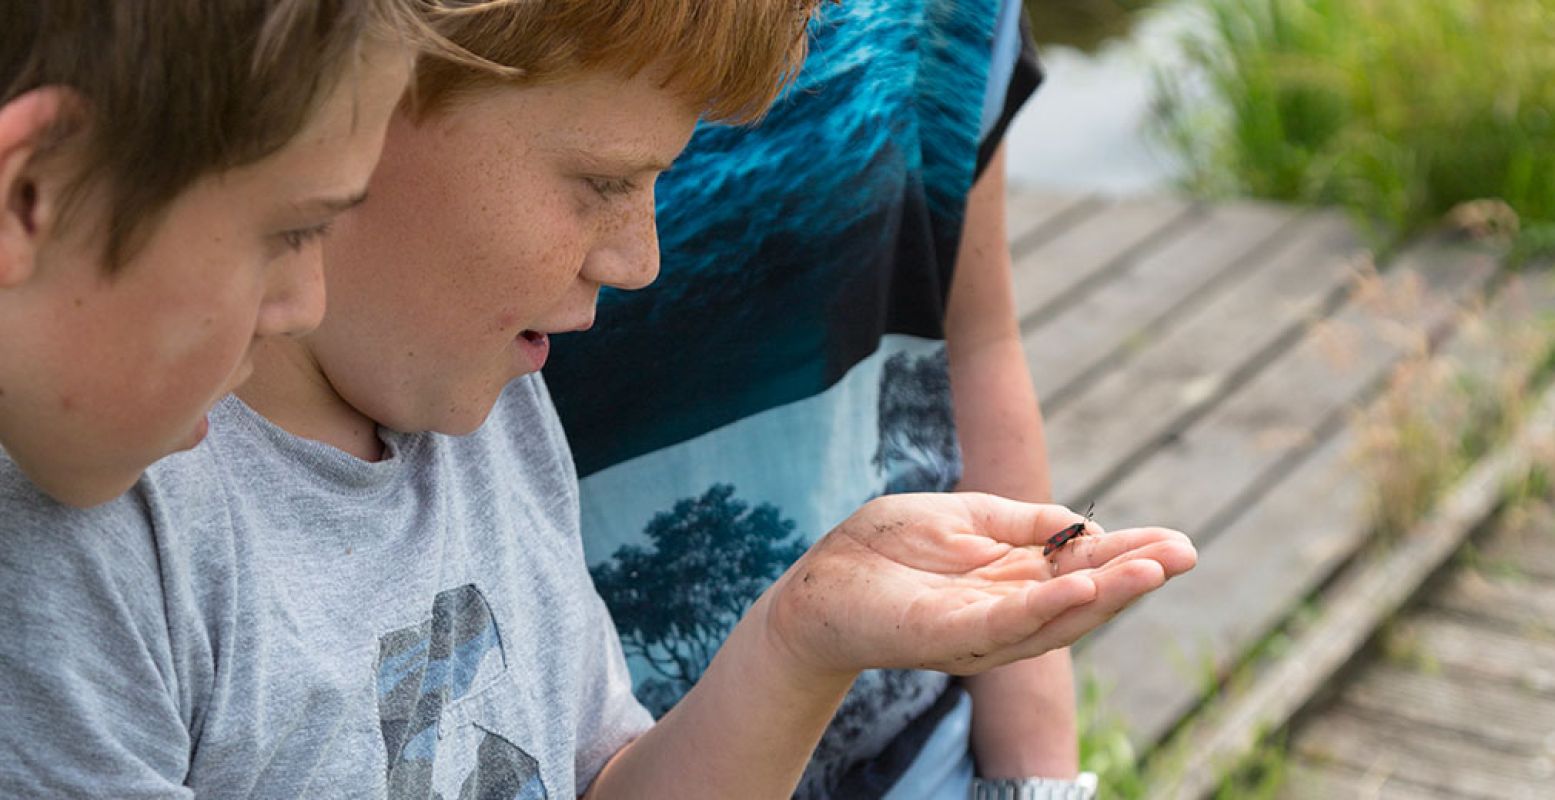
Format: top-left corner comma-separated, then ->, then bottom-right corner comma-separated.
585,176 -> 638,199
278,221 -> 335,253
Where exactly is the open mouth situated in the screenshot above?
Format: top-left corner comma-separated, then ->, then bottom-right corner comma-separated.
515,329 -> 552,371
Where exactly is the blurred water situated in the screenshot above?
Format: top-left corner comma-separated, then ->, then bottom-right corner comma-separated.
1008,1 -> 1202,195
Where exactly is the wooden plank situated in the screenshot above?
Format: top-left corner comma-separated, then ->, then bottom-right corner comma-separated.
1472,500 -> 1555,583
1004,189 -> 1098,248
1137,382 -> 1555,800
1428,569 -> 1555,638
1280,757 -> 1457,800
1092,238 -> 1499,534
1474,526 -> 1555,583
1290,709 -> 1555,799
1076,433 -> 1364,749
1396,611 -> 1555,694
1021,202 -> 1300,407
1341,662 -> 1555,753
1077,244 -> 1522,756
1433,271 -> 1555,393
1043,213 -> 1365,502
1010,196 -> 1194,325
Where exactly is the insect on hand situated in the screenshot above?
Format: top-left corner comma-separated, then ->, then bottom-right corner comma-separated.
1043,502 -> 1096,557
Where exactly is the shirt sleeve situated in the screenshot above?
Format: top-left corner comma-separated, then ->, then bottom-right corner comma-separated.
0,484 -> 191,799
571,589 -> 655,794
975,0 -> 1044,177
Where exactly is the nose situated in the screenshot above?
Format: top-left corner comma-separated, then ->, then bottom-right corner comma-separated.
582,195 -> 661,292
253,248 -> 327,338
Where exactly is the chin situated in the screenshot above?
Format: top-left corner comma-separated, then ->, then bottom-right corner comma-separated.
427,397 -> 505,438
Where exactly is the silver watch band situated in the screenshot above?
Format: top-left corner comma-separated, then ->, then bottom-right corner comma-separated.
968,772 -> 1099,800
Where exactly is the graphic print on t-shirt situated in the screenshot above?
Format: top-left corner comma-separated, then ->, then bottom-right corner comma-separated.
376,585 -> 547,800
583,337 -> 961,795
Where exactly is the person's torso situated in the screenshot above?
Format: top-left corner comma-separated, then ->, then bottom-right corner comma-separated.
134,378 -> 645,798
546,1 -> 1020,796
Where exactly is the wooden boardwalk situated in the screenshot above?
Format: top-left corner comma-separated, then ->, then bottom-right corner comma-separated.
1280,499 -> 1555,799
1001,187 -> 1554,793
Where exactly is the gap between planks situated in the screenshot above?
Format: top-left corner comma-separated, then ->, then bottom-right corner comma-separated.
1005,189 -> 1104,253
1011,196 -> 1200,332
1041,212 -> 1367,506
1024,202 -> 1307,414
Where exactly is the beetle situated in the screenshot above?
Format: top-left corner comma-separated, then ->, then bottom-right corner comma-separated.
1043,502 -> 1096,557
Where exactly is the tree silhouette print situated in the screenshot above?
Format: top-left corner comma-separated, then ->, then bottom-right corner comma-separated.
591,484 -> 808,708
873,348 -> 961,495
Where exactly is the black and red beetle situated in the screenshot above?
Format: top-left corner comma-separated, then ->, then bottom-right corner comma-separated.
1043,502 -> 1096,557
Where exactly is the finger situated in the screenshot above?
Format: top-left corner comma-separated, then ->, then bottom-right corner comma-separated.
974,572 -> 1098,649
1115,537 -> 1198,578
977,531 -> 1196,584
1047,526 -> 1192,574
997,559 -> 1169,662
957,493 -> 1101,548
1067,537 -> 1198,586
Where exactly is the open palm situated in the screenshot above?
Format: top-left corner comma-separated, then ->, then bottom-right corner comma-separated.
766,492 -> 1196,677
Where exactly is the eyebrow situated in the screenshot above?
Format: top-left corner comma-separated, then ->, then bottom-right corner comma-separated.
293,189 -> 370,216
553,146 -> 676,175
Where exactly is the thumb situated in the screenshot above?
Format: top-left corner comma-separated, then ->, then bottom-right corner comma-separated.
956,492 -> 1101,548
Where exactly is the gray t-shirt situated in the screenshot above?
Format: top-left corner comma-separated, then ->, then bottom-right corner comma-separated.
0,376 -> 653,799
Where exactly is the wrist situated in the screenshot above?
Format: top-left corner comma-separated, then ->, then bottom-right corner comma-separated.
741,582 -> 858,698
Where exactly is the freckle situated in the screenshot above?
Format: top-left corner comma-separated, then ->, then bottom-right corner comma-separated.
60,395 -> 76,411
406,350 -> 415,358
73,297 -> 83,308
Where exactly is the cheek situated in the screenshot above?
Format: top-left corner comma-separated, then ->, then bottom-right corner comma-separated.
52,276 -> 261,438
149,294 -> 260,399
488,216 -> 592,315
120,245 -> 265,392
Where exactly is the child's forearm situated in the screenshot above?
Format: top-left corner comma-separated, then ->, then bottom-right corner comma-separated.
950,331 -> 1081,777
948,330 -> 1080,775
583,589 -> 855,799
965,652 -> 1079,778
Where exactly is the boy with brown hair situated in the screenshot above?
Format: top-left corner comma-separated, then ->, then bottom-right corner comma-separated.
0,1 -> 419,507
0,2 -> 1196,797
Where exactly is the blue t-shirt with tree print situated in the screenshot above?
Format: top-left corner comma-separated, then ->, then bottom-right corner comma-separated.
546,1 -> 1041,796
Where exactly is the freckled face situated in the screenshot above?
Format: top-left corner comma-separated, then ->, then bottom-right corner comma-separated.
306,68 -> 700,435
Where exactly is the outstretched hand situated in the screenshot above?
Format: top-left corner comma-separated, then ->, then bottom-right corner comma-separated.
763,492 -> 1196,679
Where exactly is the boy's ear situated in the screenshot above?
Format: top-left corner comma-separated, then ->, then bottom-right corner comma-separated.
0,88 -> 71,289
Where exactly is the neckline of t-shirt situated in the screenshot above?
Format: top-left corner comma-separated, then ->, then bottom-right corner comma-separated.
213,395 -> 429,495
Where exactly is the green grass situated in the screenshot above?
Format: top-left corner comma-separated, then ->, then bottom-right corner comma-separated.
1076,621 -> 1306,799
1354,285 -> 1555,540
1076,677 -> 1148,798
1158,0 -> 1555,253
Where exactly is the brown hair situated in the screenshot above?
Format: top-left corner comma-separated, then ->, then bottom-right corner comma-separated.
1,0 -> 428,267
413,1 -> 825,125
